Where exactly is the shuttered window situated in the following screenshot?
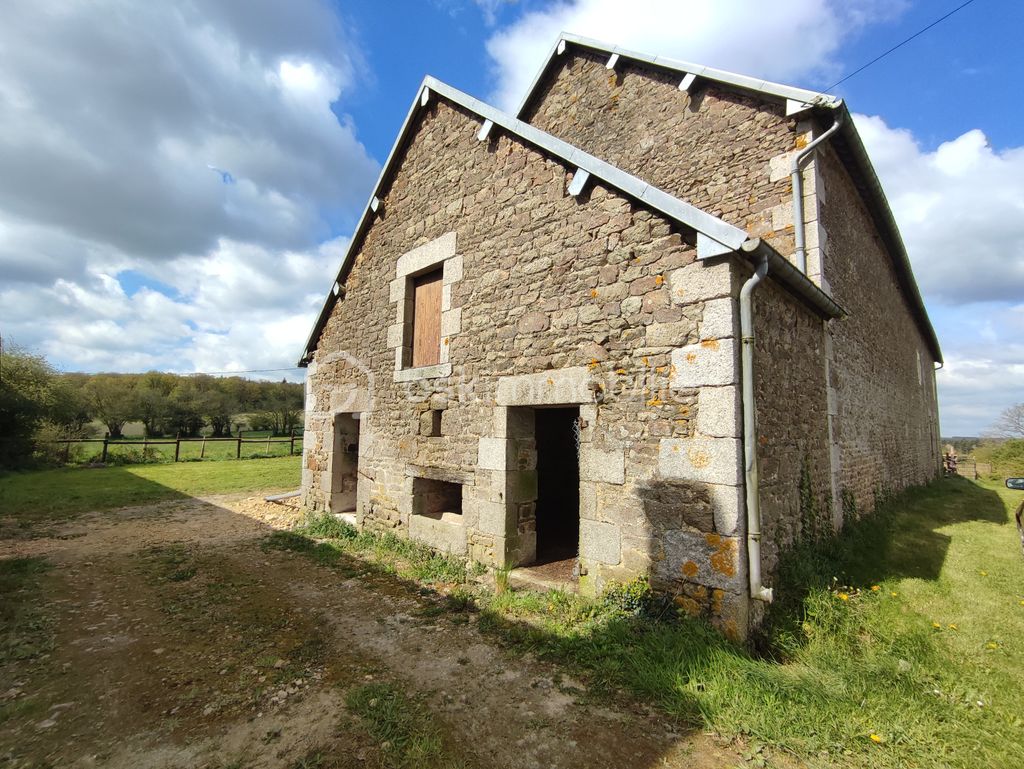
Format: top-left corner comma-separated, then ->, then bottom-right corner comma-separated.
411,268 -> 442,367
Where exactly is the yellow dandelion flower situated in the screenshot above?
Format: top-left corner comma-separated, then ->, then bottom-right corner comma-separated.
1018,599 -> 1024,607
932,622 -> 941,629
869,734 -> 883,744
979,570 -> 988,576
948,624 -> 958,630
986,642 -> 998,650
871,585 -> 880,592
837,592 -> 850,601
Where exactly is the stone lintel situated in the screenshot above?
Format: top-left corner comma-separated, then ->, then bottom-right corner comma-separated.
495,367 -> 594,407
394,363 -> 452,382
396,231 -> 457,278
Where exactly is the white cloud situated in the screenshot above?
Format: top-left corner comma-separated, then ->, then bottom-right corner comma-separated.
855,115 -> 1024,304
485,0 -> 903,111
856,114 -> 1024,434
0,0 -> 375,378
0,0 -> 377,265
0,236 -> 345,377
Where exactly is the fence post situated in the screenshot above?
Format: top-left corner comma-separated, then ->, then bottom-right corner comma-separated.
174,433 -> 181,463
237,432 -> 242,459
266,432 -> 272,455
63,440 -> 71,464
289,429 -> 295,456
200,436 -> 207,459
101,434 -> 109,463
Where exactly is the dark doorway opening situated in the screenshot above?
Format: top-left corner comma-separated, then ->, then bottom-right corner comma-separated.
331,413 -> 360,513
534,406 -> 580,566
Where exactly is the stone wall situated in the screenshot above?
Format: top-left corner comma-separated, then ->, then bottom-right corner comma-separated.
816,146 -> 942,514
302,99 -> 751,637
751,278 -> 832,579
523,49 -> 798,252
525,50 -> 941,526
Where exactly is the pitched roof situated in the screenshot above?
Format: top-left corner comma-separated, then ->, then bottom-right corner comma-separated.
299,76 -> 843,364
516,33 -> 942,364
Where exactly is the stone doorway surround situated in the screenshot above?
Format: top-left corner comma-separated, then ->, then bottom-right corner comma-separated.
467,367 -> 626,575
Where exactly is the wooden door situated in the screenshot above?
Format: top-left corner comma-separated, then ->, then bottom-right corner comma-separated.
412,269 -> 442,367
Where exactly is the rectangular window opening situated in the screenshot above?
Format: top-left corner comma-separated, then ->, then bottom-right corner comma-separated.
412,476 -> 463,519
423,409 -> 443,437
411,268 -> 443,368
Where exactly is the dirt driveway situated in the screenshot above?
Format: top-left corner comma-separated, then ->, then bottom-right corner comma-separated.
0,494 -> 740,768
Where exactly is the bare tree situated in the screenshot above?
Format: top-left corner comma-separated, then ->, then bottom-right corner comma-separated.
992,403 -> 1024,438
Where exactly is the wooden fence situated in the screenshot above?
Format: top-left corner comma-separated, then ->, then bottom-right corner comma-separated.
49,430 -> 302,465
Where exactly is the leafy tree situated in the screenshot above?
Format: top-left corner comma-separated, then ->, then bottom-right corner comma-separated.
0,346 -> 60,467
49,376 -> 94,434
134,385 -> 170,437
256,379 -> 303,435
164,381 -> 206,437
200,389 -> 237,437
992,403 -> 1024,438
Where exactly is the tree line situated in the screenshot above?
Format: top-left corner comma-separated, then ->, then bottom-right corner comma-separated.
0,346 -> 303,468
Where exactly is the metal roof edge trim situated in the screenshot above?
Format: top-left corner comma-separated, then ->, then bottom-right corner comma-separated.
832,106 -> 942,363
739,239 -> 845,320
515,32 -> 840,119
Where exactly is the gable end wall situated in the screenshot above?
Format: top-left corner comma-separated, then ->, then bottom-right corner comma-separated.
302,100 -> 756,638
525,50 -> 941,525
523,50 -> 799,256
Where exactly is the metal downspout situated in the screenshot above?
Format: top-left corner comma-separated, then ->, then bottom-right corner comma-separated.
740,251 -> 773,603
791,112 -> 844,273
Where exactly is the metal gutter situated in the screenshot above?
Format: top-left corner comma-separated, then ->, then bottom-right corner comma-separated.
514,33 -> 940,364
791,111 -> 844,274
515,32 -> 840,119
739,239 -> 844,320
739,249 -> 773,604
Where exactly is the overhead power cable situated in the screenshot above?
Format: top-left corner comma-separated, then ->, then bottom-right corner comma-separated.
821,0 -> 980,94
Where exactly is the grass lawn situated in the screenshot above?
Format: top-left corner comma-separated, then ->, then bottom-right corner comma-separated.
284,477 -> 1024,768
0,455 -> 301,523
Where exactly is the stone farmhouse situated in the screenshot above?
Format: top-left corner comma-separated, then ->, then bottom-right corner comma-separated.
297,34 -> 942,638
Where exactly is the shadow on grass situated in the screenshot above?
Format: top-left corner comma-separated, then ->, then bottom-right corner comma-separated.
766,476 -> 1006,646
4,465 -> 1015,769
271,476 -> 1019,769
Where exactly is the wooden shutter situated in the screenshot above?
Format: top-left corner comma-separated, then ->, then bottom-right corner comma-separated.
412,269 -> 442,367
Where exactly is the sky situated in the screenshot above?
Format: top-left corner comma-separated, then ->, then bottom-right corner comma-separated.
0,0 -> 1021,436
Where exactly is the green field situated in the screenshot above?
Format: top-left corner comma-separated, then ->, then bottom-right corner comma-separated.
0,455 -> 301,523
53,433 -> 303,465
